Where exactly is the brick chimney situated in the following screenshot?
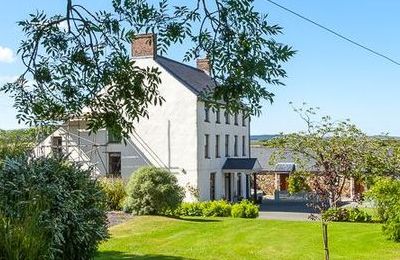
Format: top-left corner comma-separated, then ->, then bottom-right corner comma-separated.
196,58 -> 211,75
131,33 -> 157,58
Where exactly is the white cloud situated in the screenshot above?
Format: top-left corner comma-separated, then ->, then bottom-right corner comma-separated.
58,21 -> 69,31
0,46 -> 15,63
0,75 -> 18,84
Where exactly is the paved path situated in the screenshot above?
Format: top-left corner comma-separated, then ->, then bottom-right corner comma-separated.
258,199 -> 319,221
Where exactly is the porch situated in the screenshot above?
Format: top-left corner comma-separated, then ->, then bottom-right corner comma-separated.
221,158 -> 262,202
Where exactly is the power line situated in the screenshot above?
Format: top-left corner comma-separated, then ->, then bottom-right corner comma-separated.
263,0 -> 400,67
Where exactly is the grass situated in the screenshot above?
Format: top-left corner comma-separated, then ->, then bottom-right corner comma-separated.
96,216 -> 400,260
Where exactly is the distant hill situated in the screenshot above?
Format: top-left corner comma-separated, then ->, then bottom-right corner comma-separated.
251,134 -> 400,144
250,134 -> 279,143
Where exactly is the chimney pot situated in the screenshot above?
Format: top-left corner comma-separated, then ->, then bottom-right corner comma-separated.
131,33 -> 157,58
196,58 -> 211,75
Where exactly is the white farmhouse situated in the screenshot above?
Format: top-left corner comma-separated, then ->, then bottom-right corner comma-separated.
34,34 -> 261,202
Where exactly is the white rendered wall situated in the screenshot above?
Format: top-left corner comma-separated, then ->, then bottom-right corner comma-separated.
196,102 -> 250,201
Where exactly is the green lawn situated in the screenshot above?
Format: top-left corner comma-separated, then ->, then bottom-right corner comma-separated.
96,216 -> 400,260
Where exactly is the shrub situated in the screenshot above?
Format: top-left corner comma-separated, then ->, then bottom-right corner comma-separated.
322,207 -> 349,222
123,167 -> 184,215
179,202 -> 203,216
322,207 -> 372,223
367,178 -> 400,241
178,200 -> 258,218
100,177 -> 126,210
201,200 -> 232,217
0,156 -> 108,260
348,208 -> 372,222
231,200 -> 259,218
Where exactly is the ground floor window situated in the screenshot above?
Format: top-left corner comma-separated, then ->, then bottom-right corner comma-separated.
108,152 -> 121,177
210,172 -> 216,200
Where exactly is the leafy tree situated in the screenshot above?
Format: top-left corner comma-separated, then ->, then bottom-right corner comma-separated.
0,127 -> 54,163
366,178 -> 400,241
266,104 -> 391,210
1,0 -> 294,137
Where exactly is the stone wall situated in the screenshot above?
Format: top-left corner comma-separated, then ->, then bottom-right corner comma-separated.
256,174 -> 275,195
255,173 -> 364,200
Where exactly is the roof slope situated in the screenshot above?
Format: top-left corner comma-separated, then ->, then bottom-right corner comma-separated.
251,146 -> 318,172
155,56 -> 215,95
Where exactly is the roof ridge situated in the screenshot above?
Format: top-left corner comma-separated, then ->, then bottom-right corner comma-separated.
157,55 -> 207,74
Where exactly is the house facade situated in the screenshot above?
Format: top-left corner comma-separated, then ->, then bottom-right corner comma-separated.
34,34 -> 261,202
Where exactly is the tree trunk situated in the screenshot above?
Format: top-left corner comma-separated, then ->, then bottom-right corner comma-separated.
322,221 -> 330,260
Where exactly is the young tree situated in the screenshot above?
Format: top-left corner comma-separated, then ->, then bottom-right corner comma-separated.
266,104 -> 386,211
266,104 -> 400,259
1,0 -> 295,137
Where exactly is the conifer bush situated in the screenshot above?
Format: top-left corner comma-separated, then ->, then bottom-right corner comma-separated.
0,156 -> 108,259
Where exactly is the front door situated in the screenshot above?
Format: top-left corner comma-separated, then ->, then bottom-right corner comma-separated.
224,173 -> 232,201
280,174 -> 289,191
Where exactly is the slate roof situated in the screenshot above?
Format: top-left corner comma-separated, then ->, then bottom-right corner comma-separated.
155,56 -> 216,95
222,158 -> 261,170
251,146 -> 318,172
275,163 -> 296,172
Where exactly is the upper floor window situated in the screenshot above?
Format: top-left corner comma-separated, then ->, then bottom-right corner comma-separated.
215,108 -> 221,124
234,135 -> 238,157
242,113 -> 246,126
204,106 -> 210,122
242,135 -> 246,156
225,134 -> 230,157
205,134 -> 210,158
224,111 -> 230,124
108,152 -> 121,177
108,130 -> 122,143
234,113 -> 238,125
51,136 -> 63,156
215,135 -> 220,158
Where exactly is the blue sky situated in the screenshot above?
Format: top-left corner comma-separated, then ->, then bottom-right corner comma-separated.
0,1 -> 399,135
